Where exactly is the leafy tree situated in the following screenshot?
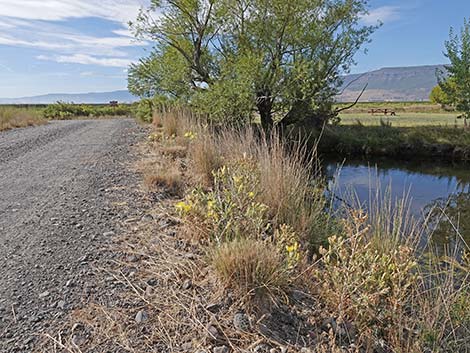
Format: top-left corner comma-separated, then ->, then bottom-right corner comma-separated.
129,0 -> 377,129
429,84 -> 452,107
438,18 -> 470,123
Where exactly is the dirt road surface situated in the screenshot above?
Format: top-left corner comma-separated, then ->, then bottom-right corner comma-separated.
0,119 -> 145,352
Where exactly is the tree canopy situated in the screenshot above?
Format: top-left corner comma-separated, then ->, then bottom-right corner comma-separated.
438,18 -> 470,121
129,0 -> 377,128
429,84 -> 452,107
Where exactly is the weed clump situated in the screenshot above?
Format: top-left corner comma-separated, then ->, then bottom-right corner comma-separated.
0,107 -> 45,131
211,238 -> 289,301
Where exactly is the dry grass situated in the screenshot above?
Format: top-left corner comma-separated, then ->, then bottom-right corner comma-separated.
189,133 -> 224,186
141,156 -> 185,196
210,238 -> 289,301
160,145 -> 188,159
143,167 -> 183,195
0,107 -> 46,131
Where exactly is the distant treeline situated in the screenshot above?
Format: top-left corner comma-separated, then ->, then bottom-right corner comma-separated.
0,102 -> 136,119
0,103 -> 134,108
42,102 -> 135,119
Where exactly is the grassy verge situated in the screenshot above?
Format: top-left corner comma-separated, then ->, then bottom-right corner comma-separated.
318,124 -> 470,160
43,108 -> 469,352
334,101 -> 450,114
339,112 -> 462,127
0,106 -> 46,131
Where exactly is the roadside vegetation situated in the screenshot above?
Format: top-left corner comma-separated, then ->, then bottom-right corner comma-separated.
76,107 -> 468,353
0,106 -> 46,131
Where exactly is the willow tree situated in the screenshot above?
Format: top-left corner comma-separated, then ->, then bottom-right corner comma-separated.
438,18 -> 470,124
129,0 -> 376,129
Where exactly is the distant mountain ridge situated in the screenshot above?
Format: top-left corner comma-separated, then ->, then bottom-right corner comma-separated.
0,65 -> 447,104
338,65 -> 446,102
0,90 -> 139,104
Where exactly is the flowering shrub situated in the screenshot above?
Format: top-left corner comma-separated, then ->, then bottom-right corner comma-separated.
179,164 -> 270,243
313,210 -> 419,346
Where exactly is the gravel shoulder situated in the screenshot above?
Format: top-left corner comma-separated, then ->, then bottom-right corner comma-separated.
0,119 -> 146,352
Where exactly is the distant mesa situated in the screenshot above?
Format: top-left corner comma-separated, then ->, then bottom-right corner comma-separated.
0,65 -> 447,104
337,65 -> 446,102
0,90 -> 139,104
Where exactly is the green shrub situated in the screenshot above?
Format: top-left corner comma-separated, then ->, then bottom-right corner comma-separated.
136,98 -> 154,122
43,102 -> 132,119
177,164 -> 270,243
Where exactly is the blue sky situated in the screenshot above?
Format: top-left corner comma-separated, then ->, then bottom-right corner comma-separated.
0,0 -> 468,98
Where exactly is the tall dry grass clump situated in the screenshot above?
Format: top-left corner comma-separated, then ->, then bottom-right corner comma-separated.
211,238 -> 289,300
254,133 -> 331,250
0,107 -> 45,131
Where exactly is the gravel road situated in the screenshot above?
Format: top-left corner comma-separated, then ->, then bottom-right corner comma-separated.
0,119 -> 145,352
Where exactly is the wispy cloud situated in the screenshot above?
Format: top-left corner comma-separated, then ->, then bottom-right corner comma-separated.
362,6 -> 401,25
0,1 -> 150,68
0,0 -> 148,24
38,54 -> 133,67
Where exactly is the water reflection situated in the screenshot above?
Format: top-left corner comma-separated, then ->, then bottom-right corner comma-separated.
324,158 -> 470,250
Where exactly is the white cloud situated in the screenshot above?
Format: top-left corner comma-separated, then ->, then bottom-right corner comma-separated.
0,1 -> 150,68
38,54 -> 132,67
0,35 -> 73,50
362,6 -> 401,25
80,71 -> 96,77
0,0 -> 148,25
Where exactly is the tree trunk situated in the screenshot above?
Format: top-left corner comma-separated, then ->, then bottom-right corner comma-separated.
256,92 -> 274,131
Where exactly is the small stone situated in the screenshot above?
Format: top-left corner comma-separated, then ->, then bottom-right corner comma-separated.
182,279 -> 192,290
254,344 -> 270,353
181,341 -> 192,351
147,278 -> 158,286
135,310 -> 148,323
205,303 -> 221,313
23,336 -> 34,346
213,346 -> 229,353
57,300 -> 66,310
184,253 -> 196,260
145,286 -> 153,296
206,324 -> 219,341
233,312 -> 250,332
103,231 -> 115,237
72,334 -> 85,346
127,255 -> 138,263
39,291 -> 50,299
280,347 -> 288,353
300,348 -> 312,353
141,214 -> 154,222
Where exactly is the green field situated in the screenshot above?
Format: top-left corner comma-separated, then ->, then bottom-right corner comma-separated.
340,112 -> 464,127
334,101 -> 447,113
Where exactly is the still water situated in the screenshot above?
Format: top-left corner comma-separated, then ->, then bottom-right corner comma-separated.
324,158 -> 470,250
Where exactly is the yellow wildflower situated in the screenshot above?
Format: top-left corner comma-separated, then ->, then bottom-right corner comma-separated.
184,131 -> 197,140
175,201 -> 192,213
